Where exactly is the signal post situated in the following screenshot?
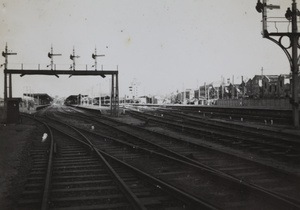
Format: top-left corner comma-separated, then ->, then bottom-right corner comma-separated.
256,0 -> 300,128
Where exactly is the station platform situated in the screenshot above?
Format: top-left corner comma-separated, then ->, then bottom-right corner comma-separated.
74,104 -> 125,115
19,105 -> 50,114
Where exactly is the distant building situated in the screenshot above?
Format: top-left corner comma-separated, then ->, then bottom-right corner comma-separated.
246,75 -> 263,98
237,80 -> 246,98
185,89 -> 194,103
262,75 -> 278,98
278,74 -> 291,98
23,93 -> 53,105
199,84 -> 207,99
197,81 -> 220,100
126,79 -> 140,102
139,96 -> 152,104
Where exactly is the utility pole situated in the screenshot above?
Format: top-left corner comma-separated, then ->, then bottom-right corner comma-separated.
256,0 -> 299,128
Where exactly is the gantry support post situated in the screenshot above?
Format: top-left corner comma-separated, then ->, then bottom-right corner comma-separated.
291,0 -> 299,128
109,71 -> 119,117
256,0 -> 299,128
4,71 -> 7,100
111,74 -> 114,116
9,73 -> 12,98
116,70 -> 119,117
3,44 -> 8,101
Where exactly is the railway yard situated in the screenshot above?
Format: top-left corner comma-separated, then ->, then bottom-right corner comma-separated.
1,104 -> 300,210
3,1 -> 300,209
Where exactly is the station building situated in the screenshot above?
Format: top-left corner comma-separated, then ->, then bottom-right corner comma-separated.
23,93 -> 53,106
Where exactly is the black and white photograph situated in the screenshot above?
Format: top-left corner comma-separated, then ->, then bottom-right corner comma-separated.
0,0 -> 300,209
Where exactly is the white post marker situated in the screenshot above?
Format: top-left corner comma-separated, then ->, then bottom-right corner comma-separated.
42,133 -> 48,142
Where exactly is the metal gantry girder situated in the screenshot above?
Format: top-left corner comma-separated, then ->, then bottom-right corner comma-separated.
3,69 -> 119,117
4,69 -> 116,77
2,44 -> 119,117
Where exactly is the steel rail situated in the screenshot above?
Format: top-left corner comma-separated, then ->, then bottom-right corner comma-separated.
32,107 -> 300,208
40,121 -> 53,210
36,114 -> 146,210
123,110 -> 300,207
64,107 -> 300,208
50,116 -> 147,210
127,104 -> 293,125
159,109 -> 300,142
92,146 -> 146,210
79,125 -> 300,208
162,109 -> 299,140
127,110 -> 300,153
51,108 -> 219,209
66,115 -> 243,180
97,147 -> 219,210
20,114 -> 54,210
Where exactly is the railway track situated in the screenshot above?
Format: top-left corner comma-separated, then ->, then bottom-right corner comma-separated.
130,104 -> 294,125
154,108 -> 300,142
59,106 -> 300,201
18,110 -> 215,209
41,105 -> 300,209
47,129 -> 141,210
125,108 -> 300,165
16,117 -> 51,209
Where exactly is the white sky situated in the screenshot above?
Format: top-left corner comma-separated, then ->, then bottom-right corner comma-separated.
0,0 -> 296,98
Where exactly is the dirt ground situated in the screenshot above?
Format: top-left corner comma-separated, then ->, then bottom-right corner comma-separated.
0,107 -> 40,210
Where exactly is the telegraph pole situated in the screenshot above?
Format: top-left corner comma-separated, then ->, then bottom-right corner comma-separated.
256,0 -> 299,128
